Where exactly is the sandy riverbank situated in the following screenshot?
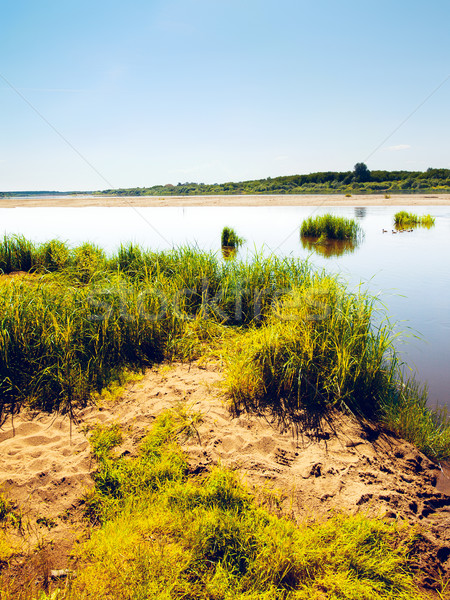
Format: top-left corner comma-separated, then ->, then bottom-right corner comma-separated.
1,361 -> 450,588
1,193 -> 450,208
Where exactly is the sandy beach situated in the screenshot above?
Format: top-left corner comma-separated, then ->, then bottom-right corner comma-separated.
1,193 -> 450,208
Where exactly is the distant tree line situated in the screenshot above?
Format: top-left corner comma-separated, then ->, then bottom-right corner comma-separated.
93,165 -> 450,197
3,166 -> 450,198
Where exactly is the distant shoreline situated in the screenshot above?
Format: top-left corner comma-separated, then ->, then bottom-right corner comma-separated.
1,193 -> 450,208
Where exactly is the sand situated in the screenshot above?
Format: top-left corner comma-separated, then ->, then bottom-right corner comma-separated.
1,361 -> 450,590
1,193 -> 450,207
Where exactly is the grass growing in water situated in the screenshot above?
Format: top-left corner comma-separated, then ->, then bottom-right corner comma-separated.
394,211 -> 435,228
300,214 -> 362,241
221,226 -> 245,249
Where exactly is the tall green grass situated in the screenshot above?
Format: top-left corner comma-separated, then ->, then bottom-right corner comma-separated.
224,278 -> 450,460
0,235 -> 36,273
0,270 -> 178,422
0,241 -> 310,422
300,214 -> 362,241
394,211 -> 435,228
225,277 -> 395,419
0,235 -> 108,278
0,236 -> 449,460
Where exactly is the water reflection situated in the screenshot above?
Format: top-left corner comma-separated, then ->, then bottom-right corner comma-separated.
354,207 -> 367,219
300,237 -> 359,258
221,246 -> 237,260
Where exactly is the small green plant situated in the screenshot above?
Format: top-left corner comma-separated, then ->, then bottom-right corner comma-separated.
221,226 -> 245,250
36,516 -> 57,529
385,193 -> 391,199
0,494 -> 22,529
345,193 -> 352,197
89,423 -> 123,459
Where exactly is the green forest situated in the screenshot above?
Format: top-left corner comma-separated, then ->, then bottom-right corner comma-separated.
93,164 -> 450,197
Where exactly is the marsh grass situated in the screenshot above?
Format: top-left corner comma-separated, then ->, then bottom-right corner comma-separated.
0,270 -> 176,422
300,214 -> 362,241
394,211 -> 436,228
0,237 -> 449,460
224,277 -> 395,421
38,239 -> 71,272
223,278 -> 450,459
23,413 -> 423,599
0,235 -> 36,273
221,226 -> 245,250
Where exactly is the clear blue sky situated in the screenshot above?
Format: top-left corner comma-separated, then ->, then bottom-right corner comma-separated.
1,0 -> 449,191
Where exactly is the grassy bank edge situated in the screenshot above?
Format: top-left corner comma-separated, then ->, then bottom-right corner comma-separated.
0,236 -> 449,462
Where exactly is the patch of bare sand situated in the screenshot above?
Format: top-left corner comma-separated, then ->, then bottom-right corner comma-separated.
1,361 -> 450,589
1,193 -> 450,207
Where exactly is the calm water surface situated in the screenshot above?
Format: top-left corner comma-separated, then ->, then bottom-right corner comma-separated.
1,204 -> 449,409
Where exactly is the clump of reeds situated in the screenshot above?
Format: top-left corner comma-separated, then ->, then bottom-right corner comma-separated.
394,211 -> 435,228
38,239 -> 70,272
224,275 -> 395,421
379,378 -> 450,460
221,226 -> 245,250
223,276 -> 450,460
300,214 -> 362,241
0,235 -> 36,274
0,270 -> 178,422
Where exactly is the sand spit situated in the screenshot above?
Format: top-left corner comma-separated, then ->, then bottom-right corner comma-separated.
1,361 -> 450,588
1,193 -> 450,208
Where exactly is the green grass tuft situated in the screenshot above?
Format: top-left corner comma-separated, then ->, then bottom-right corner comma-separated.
221,226 -> 245,249
300,214 -> 362,241
394,211 -> 435,228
